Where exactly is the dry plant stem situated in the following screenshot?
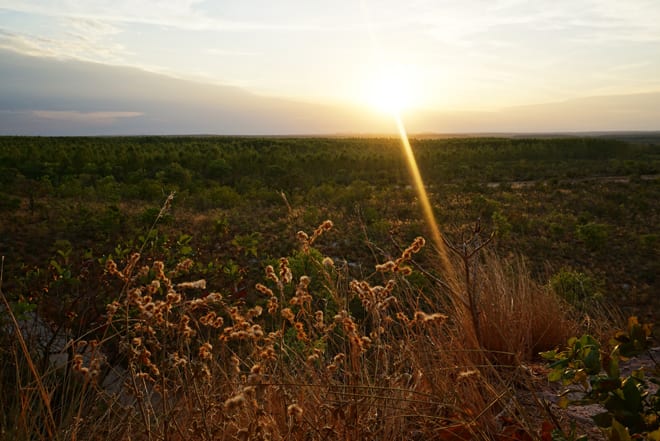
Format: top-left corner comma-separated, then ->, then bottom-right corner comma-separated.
161,374 -> 169,441
191,374 -> 213,441
70,377 -> 90,441
130,364 -> 152,441
0,255 -> 58,440
116,192 -> 175,303
444,230 -> 494,348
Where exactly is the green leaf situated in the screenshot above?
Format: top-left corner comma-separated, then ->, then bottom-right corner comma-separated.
621,378 -> 643,413
579,334 -> 599,348
550,358 -> 570,370
541,349 -> 558,360
548,369 -> 563,382
605,352 -> 620,378
50,259 -> 63,275
177,233 -> 192,244
583,347 -> 602,374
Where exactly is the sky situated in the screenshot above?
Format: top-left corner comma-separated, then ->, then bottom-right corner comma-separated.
1,0 -> 660,134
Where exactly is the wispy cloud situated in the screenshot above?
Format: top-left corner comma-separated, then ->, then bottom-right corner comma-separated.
0,24 -> 128,62
0,0 -> 343,32
0,28 -> 55,57
366,0 -> 660,47
32,110 -> 143,123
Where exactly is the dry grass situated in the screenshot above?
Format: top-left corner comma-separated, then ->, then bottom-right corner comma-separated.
473,251 -> 579,363
0,219 -> 601,440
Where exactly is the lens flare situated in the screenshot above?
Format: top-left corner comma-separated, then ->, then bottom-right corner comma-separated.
394,113 -> 455,282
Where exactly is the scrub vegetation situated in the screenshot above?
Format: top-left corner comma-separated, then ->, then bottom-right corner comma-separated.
0,135 -> 658,440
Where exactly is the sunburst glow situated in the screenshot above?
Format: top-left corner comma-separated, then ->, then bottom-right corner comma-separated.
365,64 -> 420,115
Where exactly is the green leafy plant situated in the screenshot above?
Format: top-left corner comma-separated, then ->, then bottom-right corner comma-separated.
576,222 -> 610,251
542,317 -> 659,440
548,268 -> 602,307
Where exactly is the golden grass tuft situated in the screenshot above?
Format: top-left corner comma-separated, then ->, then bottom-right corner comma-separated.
470,250 -> 579,363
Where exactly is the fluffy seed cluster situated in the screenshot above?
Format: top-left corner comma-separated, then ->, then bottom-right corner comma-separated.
351,279 -> 397,311
298,220 -> 334,252
375,236 -> 426,275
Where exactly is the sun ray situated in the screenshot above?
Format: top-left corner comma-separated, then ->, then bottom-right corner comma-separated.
393,112 -> 456,285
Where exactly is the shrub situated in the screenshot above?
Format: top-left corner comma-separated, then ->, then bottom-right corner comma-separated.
576,221 -> 609,251
549,268 -> 602,307
491,210 -> 512,239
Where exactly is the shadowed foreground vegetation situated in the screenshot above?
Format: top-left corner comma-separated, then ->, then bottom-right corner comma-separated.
0,135 -> 658,440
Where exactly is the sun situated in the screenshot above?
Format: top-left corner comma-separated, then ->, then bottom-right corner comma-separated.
364,64 -> 420,115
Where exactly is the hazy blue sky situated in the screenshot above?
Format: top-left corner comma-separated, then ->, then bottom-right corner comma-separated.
1,1 -> 660,134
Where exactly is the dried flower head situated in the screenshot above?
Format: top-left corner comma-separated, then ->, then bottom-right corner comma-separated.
287,403 -> 304,422
123,252 -> 141,278
294,322 -> 308,341
457,369 -> 480,381
265,265 -> 279,283
267,296 -> 279,314
255,283 -> 274,297
205,292 -> 223,303
246,305 -> 263,319
413,311 -> 448,324
375,261 -> 396,272
153,261 -> 165,279
279,258 -> 292,284
314,310 -> 324,328
105,259 -> 125,280
199,311 -> 217,326
198,342 -> 213,360
172,258 -> 194,275
230,355 -> 241,374
224,394 -> 246,411
166,291 -> 182,304
177,279 -> 206,290
281,308 -> 295,323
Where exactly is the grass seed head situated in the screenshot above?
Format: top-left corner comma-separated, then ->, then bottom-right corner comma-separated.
224,394 -> 246,411
176,279 -> 206,290
199,342 -> 213,360
265,265 -> 279,283
287,403 -> 303,422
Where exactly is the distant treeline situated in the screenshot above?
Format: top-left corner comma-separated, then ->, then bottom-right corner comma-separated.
1,136 -> 658,209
